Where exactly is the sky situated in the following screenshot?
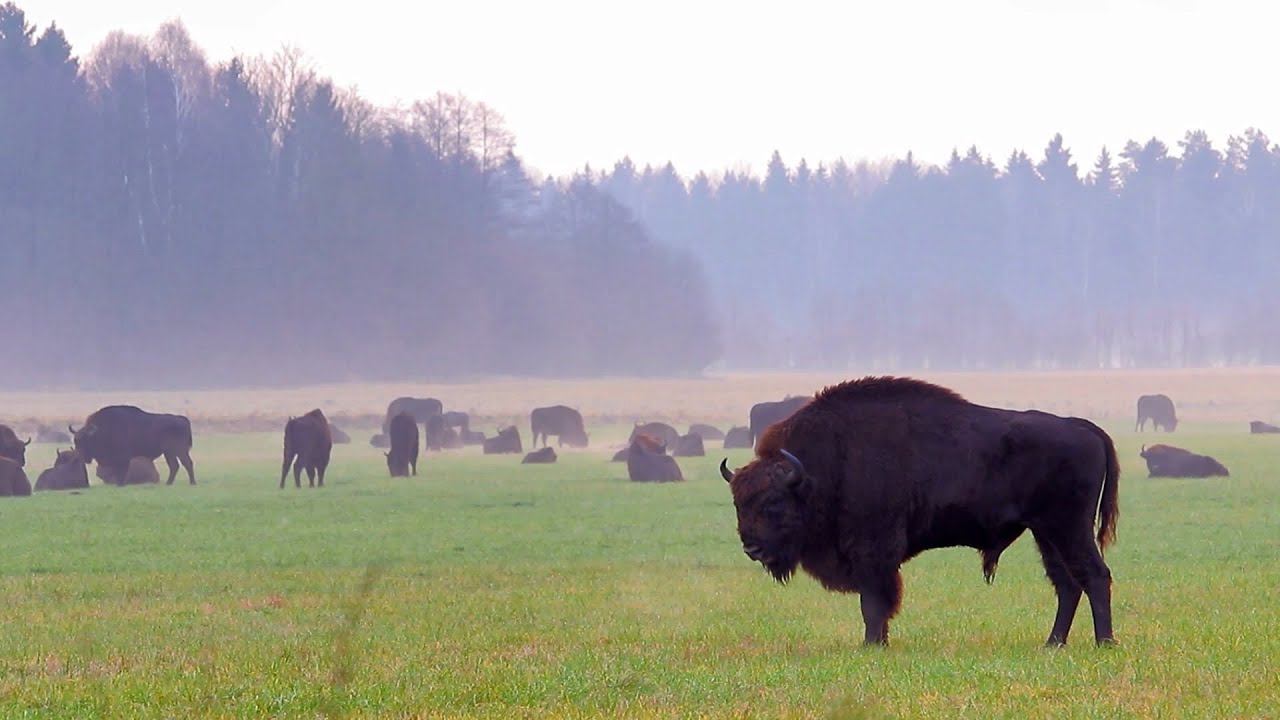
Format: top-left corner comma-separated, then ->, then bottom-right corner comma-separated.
17,0 -> 1279,177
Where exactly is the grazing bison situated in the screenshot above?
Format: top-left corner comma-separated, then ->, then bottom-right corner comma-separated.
382,397 -> 443,432
0,424 -> 31,466
627,434 -> 683,483
483,426 -> 523,455
672,433 -> 705,457
1140,444 -> 1229,478
443,411 -> 470,431
723,426 -> 752,449
1249,421 -> 1280,434
35,426 -> 72,444
0,457 -> 31,496
749,396 -> 810,447
71,406 -> 195,485
369,433 -> 390,449
328,423 -> 352,444
721,377 -> 1119,647
688,423 -> 724,441
1135,394 -> 1177,432
35,449 -> 89,491
386,412 -> 419,477
522,447 -> 557,464
281,409 -> 333,489
629,422 -> 680,450
531,405 -> 589,448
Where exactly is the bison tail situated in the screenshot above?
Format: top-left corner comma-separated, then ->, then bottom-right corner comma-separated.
1096,428 -> 1120,552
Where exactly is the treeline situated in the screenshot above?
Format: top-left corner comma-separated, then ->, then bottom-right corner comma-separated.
595,133 -> 1280,370
0,5 -> 718,388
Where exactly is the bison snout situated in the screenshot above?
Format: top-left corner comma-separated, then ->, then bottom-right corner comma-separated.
743,544 -> 766,561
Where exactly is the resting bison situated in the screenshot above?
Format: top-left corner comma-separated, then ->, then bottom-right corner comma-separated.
688,423 -> 724,441
461,429 -> 486,446
0,424 -> 31,466
627,435 -> 683,483
125,457 -> 160,485
1135,394 -> 1177,432
1249,421 -> 1280,434
611,448 -> 630,462
281,409 -> 333,488
382,397 -> 443,432
531,406 -> 589,448
1140,444 -> 1228,478
71,406 -> 195,485
328,423 -> 352,444
0,457 -> 31,496
672,433 -> 705,457
749,396 -> 810,447
35,426 -> 72,444
721,377 -> 1119,647
483,426 -> 523,455
386,412 -> 419,477
723,426 -> 752,449
369,433 -> 390,449
629,422 -> 679,451
35,449 -> 89,491
522,447 -> 557,464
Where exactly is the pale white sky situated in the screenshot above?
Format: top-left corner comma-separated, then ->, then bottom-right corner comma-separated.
18,0 -> 1278,176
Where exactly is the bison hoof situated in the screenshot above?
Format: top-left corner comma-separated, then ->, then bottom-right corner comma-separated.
1044,638 -> 1067,649
1096,637 -> 1118,648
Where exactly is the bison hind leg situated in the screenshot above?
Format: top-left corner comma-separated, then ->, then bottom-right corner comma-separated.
981,526 -> 1026,584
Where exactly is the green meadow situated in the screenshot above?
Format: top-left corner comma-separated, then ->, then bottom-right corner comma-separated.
0,424 -> 1277,718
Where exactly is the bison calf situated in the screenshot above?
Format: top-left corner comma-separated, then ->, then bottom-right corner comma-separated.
35,449 -> 89,491
522,447 -> 557,464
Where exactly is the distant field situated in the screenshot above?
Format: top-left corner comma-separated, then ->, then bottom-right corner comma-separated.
1,373 -> 1279,718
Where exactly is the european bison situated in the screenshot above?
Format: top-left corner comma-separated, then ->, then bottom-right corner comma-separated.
688,423 -> 724,441
369,433 -> 390,449
386,412 -> 419,477
672,433 -> 705,457
383,397 -> 443,432
629,422 -> 679,451
1249,421 -> 1280,434
461,429 -> 486,446
35,449 -> 89,491
627,434 -> 683,483
122,457 -> 160,485
749,396 -> 810,447
721,376 -> 1119,647
483,426 -> 523,455
611,448 -> 630,462
443,411 -> 470,432
425,415 -> 463,451
531,405 -> 589,448
328,423 -> 352,444
35,426 -> 72,444
723,426 -> 752,449
281,409 -> 333,489
1140,444 -> 1229,478
522,447 -> 557,464
71,406 -> 195,485
0,457 -> 31,496
0,424 -> 31,466
1135,394 -> 1177,432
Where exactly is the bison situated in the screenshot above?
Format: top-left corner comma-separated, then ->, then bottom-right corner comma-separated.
281,409 -> 333,489
35,448 -> 89,491
443,411 -> 470,432
723,426 -> 752,449
328,423 -> 352,444
483,426 -> 523,455
382,397 -> 443,433
386,412 -> 419,477
627,434 -> 683,483
672,433 -> 705,457
71,406 -> 195,485
0,424 -> 31,466
0,457 -> 31,496
424,415 -> 463,451
629,422 -> 679,450
369,433 -> 390,449
721,376 -> 1119,647
461,429 -> 486,446
1249,421 -> 1280,434
531,405 -> 589,448
1135,394 -> 1177,432
522,447 -> 557,464
122,457 -> 160,485
688,423 -> 725,441
1140,444 -> 1228,478
749,396 -> 810,447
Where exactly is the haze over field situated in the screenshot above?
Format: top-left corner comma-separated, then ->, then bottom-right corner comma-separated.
4,1 -> 1280,388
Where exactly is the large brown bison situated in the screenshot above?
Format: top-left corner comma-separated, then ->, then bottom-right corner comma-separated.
721,377 -> 1119,648
688,423 -> 725,441
1249,421 -> 1280,434
281,409 -> 333,489
1135,394 -> 1177,432
672,433 -> 705,457
627,434 -> 683,483
522,447 -> 557,464
628,422 -> 679,450
0,424 -> 31,466
531,405 -> 589,448
386,412 -> 419,477
382,397 -> 443,432
1140,444 -> 1229,478
749,396 -> 810,447
35,449 -> 89,491
0,457 -> 31,496
483,426 -> 523,455
723,426 -> 752,449
71,406 -> 195,485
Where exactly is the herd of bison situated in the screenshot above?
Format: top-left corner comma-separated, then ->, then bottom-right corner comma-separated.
0,381 -> 1272,646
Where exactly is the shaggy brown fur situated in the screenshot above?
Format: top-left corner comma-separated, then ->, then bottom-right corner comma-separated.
281,409 -> 333,488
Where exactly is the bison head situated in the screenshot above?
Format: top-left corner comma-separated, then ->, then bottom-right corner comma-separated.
564,428 -> 590,448
721,450 -> 809,584
69,423 -> 100,462
385,451 -> 408,477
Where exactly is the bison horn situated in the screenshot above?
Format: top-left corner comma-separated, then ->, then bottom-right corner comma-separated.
720,458 -> 733,483
23,437 -> 31,446
779,449 -> 805,476
68,424 -> 77,435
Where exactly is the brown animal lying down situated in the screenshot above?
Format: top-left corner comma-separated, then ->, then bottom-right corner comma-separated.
1140,444 -> 1229,478
1249,421 -> 1280,434
627,434 -> 683,483
35,448 -> 89,491
522,447 -> 557,464
0,457 -> 31,496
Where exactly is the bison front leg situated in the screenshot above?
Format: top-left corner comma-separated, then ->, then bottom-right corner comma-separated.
280,453 -> 295,489
859,570 -> 903,646
1033,532 -> 1083,646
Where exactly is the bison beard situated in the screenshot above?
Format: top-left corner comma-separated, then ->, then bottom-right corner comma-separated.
722,376 -> 1119,648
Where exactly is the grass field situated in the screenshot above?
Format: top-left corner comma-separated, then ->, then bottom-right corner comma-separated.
1,375 -> 1279,718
